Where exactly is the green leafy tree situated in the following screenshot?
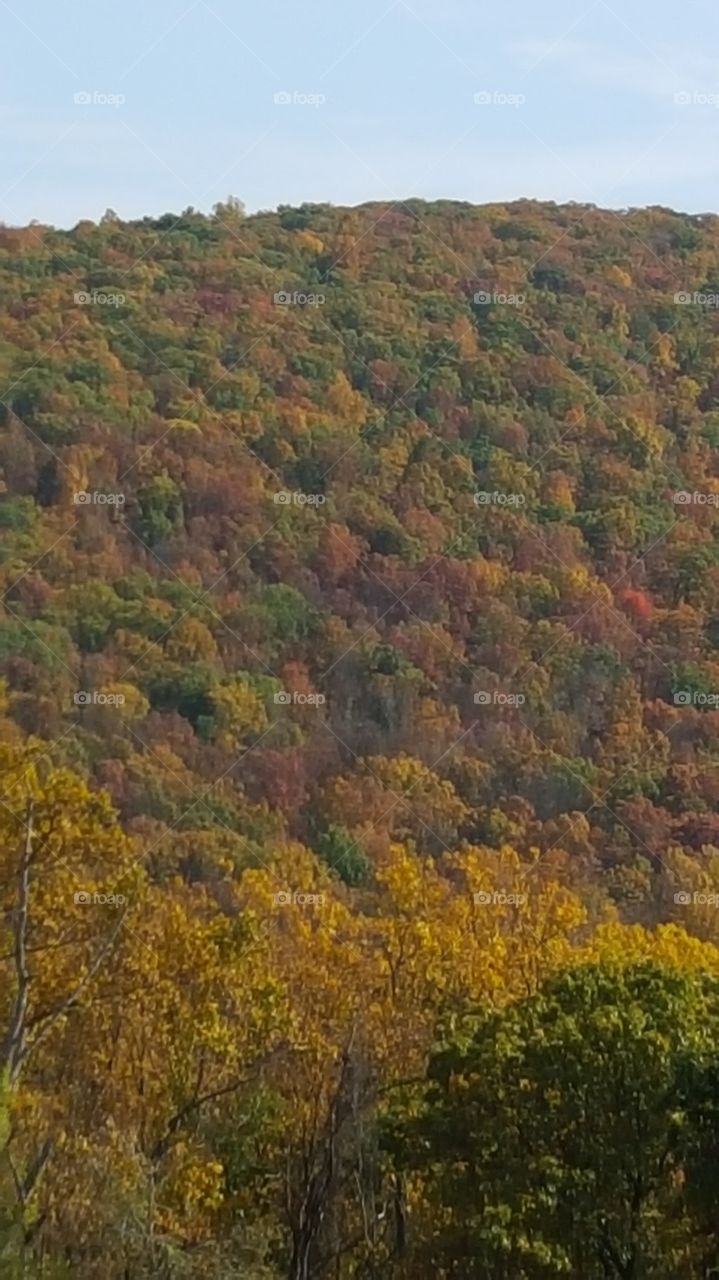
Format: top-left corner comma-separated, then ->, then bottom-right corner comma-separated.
390,962 -> 719,1278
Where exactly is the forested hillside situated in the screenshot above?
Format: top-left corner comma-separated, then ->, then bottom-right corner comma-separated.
3,197 -> 719,1275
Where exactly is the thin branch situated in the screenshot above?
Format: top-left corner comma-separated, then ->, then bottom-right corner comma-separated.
13,910 -> 127,1077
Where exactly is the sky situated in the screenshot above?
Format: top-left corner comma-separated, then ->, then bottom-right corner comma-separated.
2,0 -> 719,226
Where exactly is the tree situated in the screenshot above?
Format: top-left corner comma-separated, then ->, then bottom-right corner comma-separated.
0,744 -> 139,1261
390,961 -> 719,1278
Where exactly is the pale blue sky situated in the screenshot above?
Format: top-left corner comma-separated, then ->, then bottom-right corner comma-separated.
2,0 -> 719,225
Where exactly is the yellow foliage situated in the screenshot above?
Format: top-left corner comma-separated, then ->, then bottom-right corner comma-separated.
165,616 -> 219,663
293,229 -> 324,254
101,682 -> 150,720
326,370 -> 368,429
607,264 -> 633,288
211,677 -> 268,747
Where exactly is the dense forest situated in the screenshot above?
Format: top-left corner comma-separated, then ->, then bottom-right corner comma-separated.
2,196 -> 719,1276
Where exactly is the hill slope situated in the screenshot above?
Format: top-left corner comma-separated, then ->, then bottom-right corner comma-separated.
3,199 -> 719,1274
2,198 -> 719,893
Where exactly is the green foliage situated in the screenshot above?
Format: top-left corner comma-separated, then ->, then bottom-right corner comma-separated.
135,473 -> 183,546
391,962 -> 719,1278
0,497 -> 35,533
315,824 -> 370,885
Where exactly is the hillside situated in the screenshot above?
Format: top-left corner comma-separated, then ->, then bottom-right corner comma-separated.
3,198 -> 719,1275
